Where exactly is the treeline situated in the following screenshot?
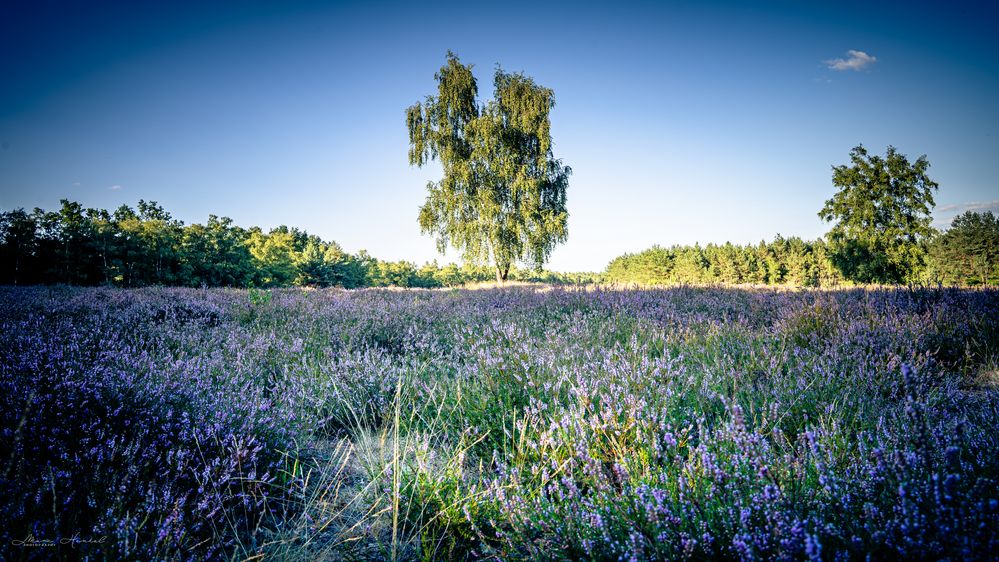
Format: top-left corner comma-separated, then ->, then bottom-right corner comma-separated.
605,237 -> 843,287
605,211 -> 999,287
926,211 -> 999,286
5,200 -> 994,289
0,200 -> 597,288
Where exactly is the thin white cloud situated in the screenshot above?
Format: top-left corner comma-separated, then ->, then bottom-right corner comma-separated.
825,50 -> 877,71
934,200 -> 999,227
109,184 -> 122,191
72,182 -> 81,187
937,200 -> 999,213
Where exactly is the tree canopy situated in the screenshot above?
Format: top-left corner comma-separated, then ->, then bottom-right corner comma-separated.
406,52 -> 570,282
0,199 -> 592,288
603,236 -> 842,287
819,145 -> 938,284
929,211 -> 999,286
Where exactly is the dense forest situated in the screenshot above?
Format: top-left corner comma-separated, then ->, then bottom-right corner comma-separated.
1,199 -> 996,288
0,200 -> 596,288
606,211 -> 998,287
605,237 -> 842,287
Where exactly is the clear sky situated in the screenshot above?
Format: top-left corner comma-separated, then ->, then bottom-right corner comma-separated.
1,0 -> 996,271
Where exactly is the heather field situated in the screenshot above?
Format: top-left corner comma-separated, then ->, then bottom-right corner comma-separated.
2,285 -> 999,561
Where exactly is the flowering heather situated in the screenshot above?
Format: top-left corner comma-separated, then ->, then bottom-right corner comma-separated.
1,285 -> 997,560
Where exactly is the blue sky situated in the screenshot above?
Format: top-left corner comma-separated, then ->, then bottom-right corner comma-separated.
1,0 -> 997,271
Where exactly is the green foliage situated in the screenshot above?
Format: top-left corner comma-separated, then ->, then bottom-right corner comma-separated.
928,211 -> 999,286
180,215 -> 255,287
247,287 -> 272,306
293,238 -> 353,287
0,208 -> 37,285
0,200 -> 593,289
247,228 -> 298,287
819,145 -> 939,284
407,52 -> 570,282
604,237 -> 843,286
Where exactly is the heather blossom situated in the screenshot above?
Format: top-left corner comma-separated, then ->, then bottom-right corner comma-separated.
1,285 -> 997,560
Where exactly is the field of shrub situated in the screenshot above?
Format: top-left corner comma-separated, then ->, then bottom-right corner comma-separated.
2,285 -> 998,560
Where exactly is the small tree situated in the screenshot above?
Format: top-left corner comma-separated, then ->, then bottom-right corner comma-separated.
406,52 -> 570,283
819,145 -> 938,284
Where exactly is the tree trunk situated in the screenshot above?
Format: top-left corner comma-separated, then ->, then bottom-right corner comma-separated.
495,263 -> 510,284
